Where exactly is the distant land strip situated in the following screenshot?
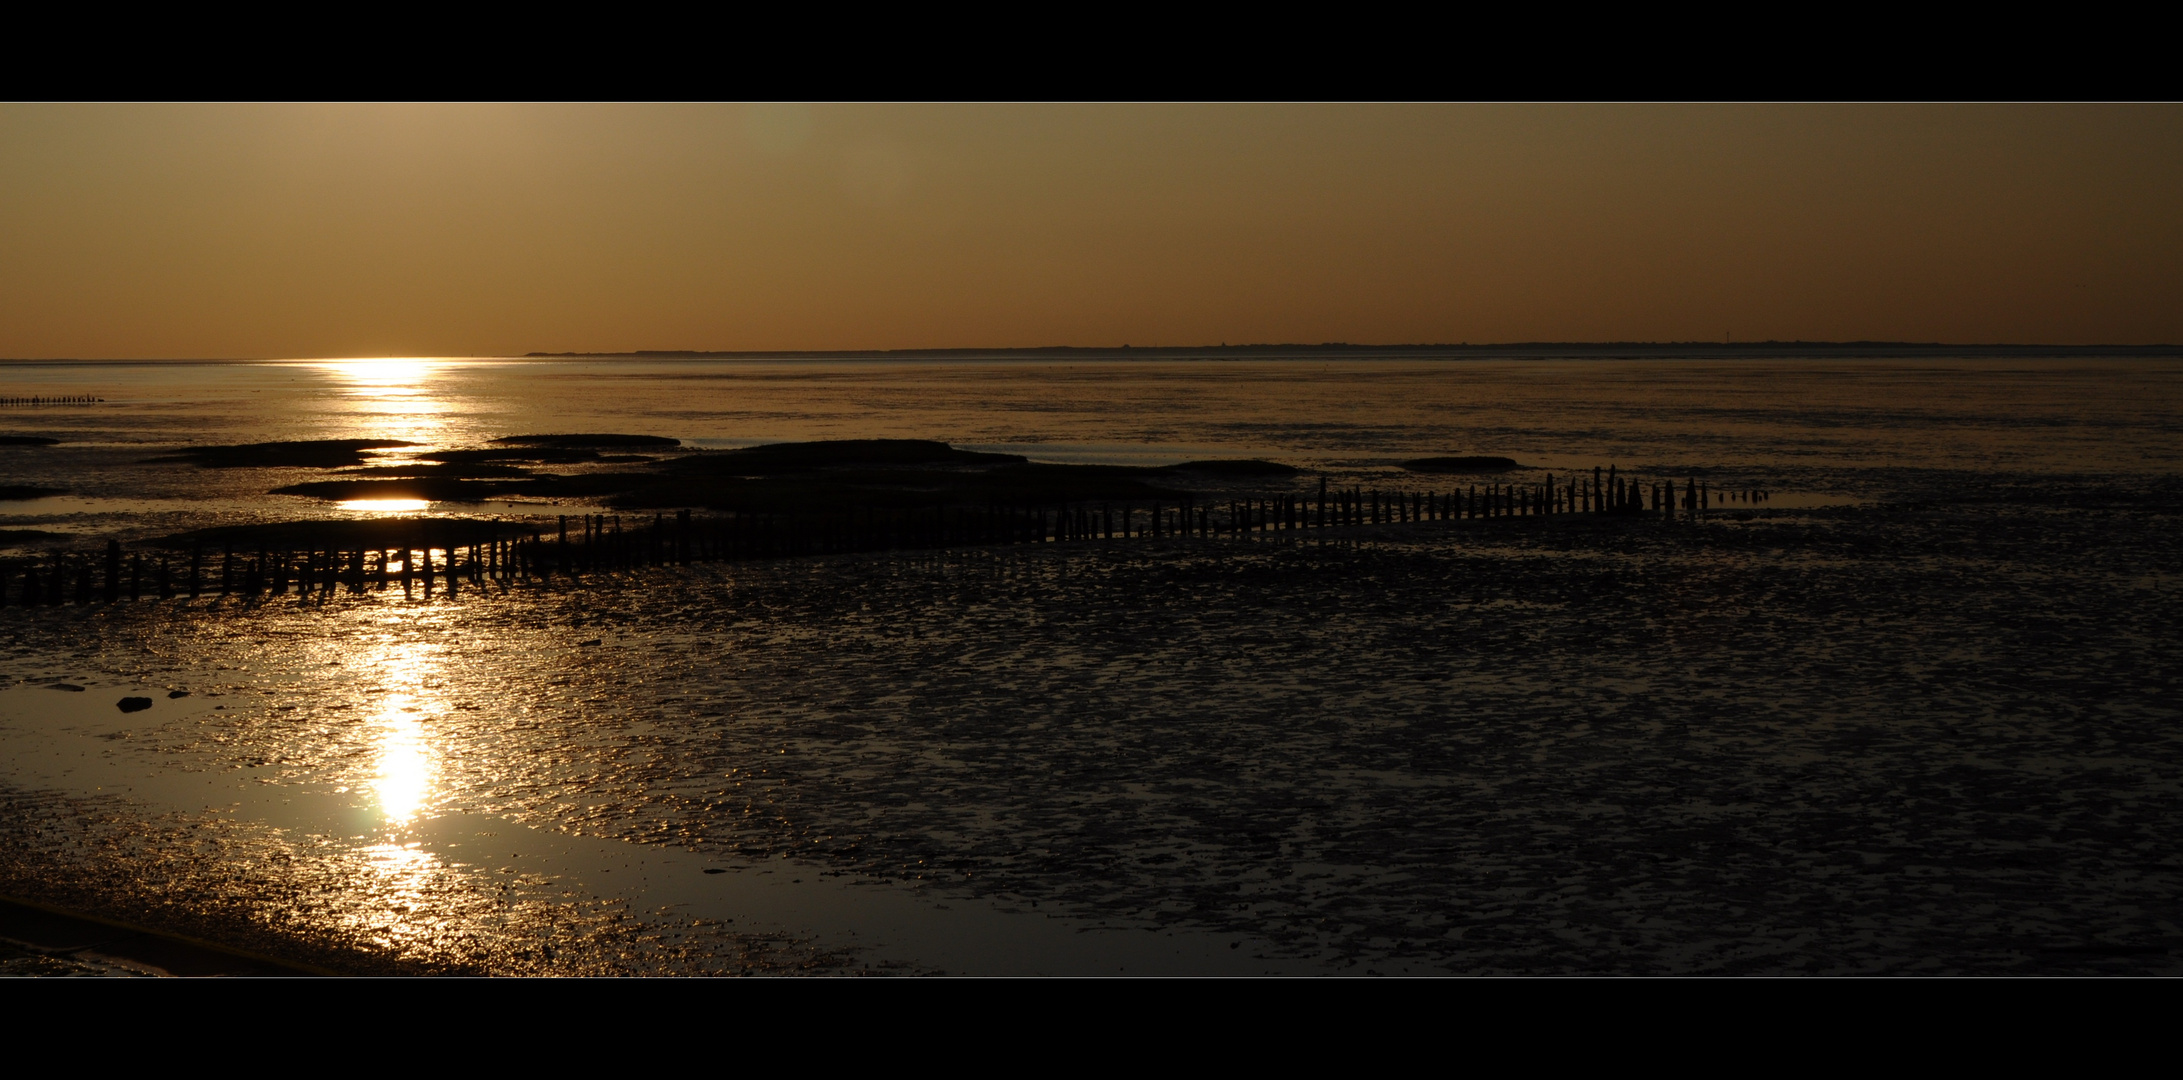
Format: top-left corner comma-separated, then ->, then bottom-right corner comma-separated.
520,342 -> 2183,361
4,342 -> 2182,364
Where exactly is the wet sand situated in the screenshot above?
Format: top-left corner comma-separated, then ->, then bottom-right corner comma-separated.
4,480 -> 2180,974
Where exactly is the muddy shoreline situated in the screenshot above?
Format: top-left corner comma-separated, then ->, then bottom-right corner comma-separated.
2,484 -> 2179,974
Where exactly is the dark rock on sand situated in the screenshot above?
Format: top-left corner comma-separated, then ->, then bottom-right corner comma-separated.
602,439 -> 1190,512
0,436 -> 60,446
117,697 -> 152,714
955,463 -> 1181,503
683,439 -> 1023,473
0,486 -> 66,501
167,690 -> 190,699
1164,459 -> 1299,477
491,434 -> 681,449
613,451 -> 1180,512
271,478 -> 505,503
0,529 -> 69,545
438,447 -> 605,465
150,439 -> 417,469
273,471 -> 656,503
334,462 -> 537,480
1403,455 -> 1521,473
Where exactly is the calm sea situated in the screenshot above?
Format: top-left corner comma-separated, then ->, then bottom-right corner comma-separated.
2,355 -> 2178,544
2,356 -> 2179,975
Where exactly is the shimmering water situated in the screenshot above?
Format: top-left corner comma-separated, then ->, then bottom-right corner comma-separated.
3,356 -> 2180,540
2,356 -> 2179,975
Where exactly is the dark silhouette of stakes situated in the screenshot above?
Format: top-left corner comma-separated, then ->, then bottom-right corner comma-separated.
2,442 -> 1759,610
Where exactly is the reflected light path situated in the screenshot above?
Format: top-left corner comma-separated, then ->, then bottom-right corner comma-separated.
353,628 -> 450,830
309,623 -> 469,950
299,357 -> 460,452
375,692 -> 434,826
316,357 -> 448,404
338,499 -> 431,513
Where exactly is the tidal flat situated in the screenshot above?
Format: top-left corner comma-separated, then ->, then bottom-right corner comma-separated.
3,488 -> 2180,974
2,355 -> 2179,974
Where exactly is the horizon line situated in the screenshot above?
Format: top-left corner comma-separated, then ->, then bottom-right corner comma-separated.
5,339 -> 2183,363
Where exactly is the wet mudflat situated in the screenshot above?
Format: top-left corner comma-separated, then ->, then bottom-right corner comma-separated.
4,480 -> 2180,974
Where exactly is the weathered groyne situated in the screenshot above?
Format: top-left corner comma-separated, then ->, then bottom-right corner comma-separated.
0,468 -> 1769,609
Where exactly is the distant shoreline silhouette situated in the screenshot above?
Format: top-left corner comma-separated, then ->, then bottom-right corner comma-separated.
4,342 -> 2182,364
517,342 -> 2183,361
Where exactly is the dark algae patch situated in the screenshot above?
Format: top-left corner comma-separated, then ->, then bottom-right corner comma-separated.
251,436 -> 1300,512
333,463 -> 537,479
1166,459 -> 1300,477
613,440 -> 1191,511
491,433 -> 681,449
151,439 -> 418,469
1403,455 -> 1520,473
699,438 -> 1020,471
272,478 -> 512,503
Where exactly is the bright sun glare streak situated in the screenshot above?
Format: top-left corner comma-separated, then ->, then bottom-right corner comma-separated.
301,357 -> 461,452
339,499 -> 432,513
374,692 -> 435,827
318,357 -> 446,402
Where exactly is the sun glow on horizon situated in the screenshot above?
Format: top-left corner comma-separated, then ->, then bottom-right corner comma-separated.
313,357 -> 446,398
296,356 -> 466,452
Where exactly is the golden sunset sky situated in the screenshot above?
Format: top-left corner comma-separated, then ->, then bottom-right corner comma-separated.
1,103 -> 2178,358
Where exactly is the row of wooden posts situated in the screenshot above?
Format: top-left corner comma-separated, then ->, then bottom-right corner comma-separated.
1,469 -> 1769,608
1,395 -> 99,406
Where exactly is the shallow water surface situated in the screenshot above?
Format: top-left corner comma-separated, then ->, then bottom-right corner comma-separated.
2,356 -> 2180,974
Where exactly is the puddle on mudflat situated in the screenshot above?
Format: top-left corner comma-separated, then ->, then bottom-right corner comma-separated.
0,682 -> 1307,975
4,356 -> 2181,974
4,490 -> 2181,976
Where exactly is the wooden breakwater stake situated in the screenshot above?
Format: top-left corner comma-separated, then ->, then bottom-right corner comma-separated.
4,463 -> 1726,609
1,394 -> 101,406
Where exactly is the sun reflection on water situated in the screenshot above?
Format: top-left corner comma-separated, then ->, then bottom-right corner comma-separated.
338,499 -> 432,513
374,692 -> 435,826
316,357 -> 447,403
299,357 -> 462,452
